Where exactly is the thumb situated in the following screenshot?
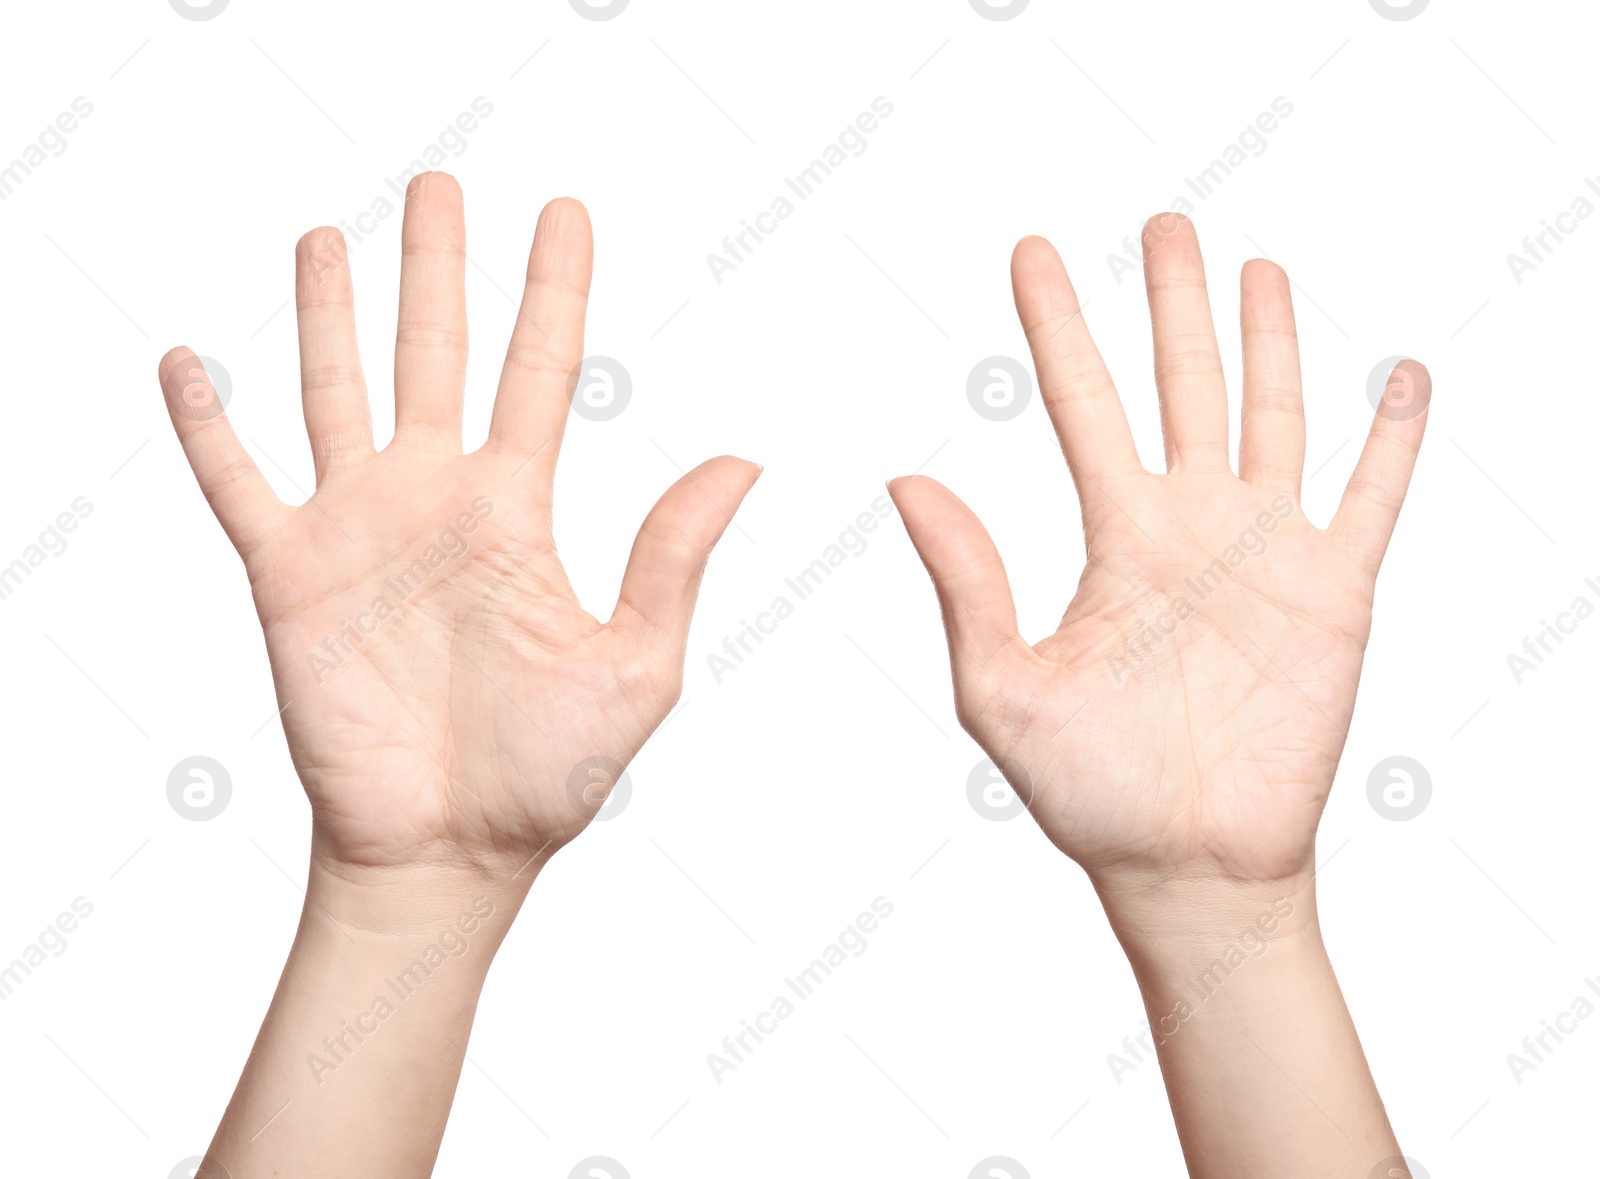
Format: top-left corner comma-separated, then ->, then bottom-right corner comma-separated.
610,455 -> 762,657
887,475 -> 1024,679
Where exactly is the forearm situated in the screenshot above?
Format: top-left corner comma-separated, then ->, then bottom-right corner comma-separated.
200,855 -> 533,1179
1095,872 -> 1399,1179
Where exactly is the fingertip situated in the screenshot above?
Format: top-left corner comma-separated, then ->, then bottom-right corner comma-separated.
1388,357 -> 1432,415
159,347 -> 215,409
726,455 -> 764,494
296,224 -> 343,253
886,472 -> 946,504
296,225 -> 348,264
888,477 -> 974,539
1011,234 -> 1063,281
538,195 -> 593,238
1011,238 -> 1079,323
1142,209 -> 1198,255
405,170 -> 462,201
158,345 -> 194,384
529,196 -> 594,289
683,455 -> 764,509
1241,256 -> 1287,285
1239,259 -> 1293,323
295,227 -> 352,297
1395,357 -> 1431,386
160,350 -> 226,423
706,452 -> 761,478
885,475 -> 912,510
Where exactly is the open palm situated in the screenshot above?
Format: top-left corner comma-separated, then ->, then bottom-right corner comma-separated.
160,175 -> 758,873
891,216 -> 1429,885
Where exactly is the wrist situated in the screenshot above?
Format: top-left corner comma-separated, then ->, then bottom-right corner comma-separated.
201,843 -> 531,1170
1090,868 -> 1339,1065
1084,865 -> 1398,1171
1089,865 -> 1322,978
301,846 -> 535,963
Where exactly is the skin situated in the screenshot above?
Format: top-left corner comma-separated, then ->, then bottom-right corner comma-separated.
889,213 -> 1430,1178
159,172 -> 759,1178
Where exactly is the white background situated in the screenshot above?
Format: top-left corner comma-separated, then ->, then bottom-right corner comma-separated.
0,1 -> 1594,1175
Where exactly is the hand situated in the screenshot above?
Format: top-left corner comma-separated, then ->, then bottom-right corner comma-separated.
159,173 -> 759,878
891,214 -> 1429,894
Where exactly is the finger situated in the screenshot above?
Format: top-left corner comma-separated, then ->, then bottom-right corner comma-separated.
394,172 -> 467,447
609,456 -> 762,659
886,474 -> 1025,679
1143,213 -> 1229,472
1329,360 -> 1432,578
487,197 -> 593,474
158,347 -> 287,555
1238,258 -> 1305,495
295,227 -> 373,482
1011,235 -> 1143,497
